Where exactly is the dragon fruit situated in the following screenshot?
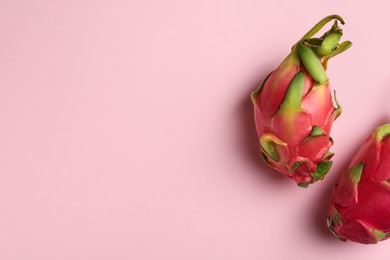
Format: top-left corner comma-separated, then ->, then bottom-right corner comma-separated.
328,124 -> 390,244
251,15 -> 351,187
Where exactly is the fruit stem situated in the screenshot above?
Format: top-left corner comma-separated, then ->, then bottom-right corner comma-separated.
301,15 -> 345,40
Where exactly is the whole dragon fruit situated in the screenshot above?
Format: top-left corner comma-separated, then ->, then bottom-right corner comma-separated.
328,124 -> 390,244
251,15 -> 351,187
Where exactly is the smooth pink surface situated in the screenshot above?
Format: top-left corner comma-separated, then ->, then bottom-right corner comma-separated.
1,1 -> 390,259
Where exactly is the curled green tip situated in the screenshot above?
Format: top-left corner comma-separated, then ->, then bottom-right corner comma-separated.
323,41 -> 353,69
374,124 -> 390,142
332,14 -> 345,25
251,72 -> 272,104
315,21 -> 343,56
302,15 -> 345,40
260,134 -> 287,161
333,90 -> 342,120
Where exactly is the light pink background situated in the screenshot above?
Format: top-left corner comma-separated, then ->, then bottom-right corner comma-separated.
1,1 -> 389,259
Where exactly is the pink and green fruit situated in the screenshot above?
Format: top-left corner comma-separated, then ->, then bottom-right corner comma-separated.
328,124 -> 390,244
251,15 -> 351,187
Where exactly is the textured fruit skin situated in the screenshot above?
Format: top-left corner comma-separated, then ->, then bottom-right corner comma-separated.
328,124 -> 390,244
251,15 -> 351,187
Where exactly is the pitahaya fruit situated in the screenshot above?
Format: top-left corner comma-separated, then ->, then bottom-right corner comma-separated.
251,15 -> 351,187
328,124 -> 390,244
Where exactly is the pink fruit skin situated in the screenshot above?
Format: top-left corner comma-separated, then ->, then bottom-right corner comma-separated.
328,124 -> 390,244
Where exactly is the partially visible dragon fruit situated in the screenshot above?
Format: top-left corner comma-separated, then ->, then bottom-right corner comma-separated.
328,124 -> 390,244
251,15 -> 351,187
